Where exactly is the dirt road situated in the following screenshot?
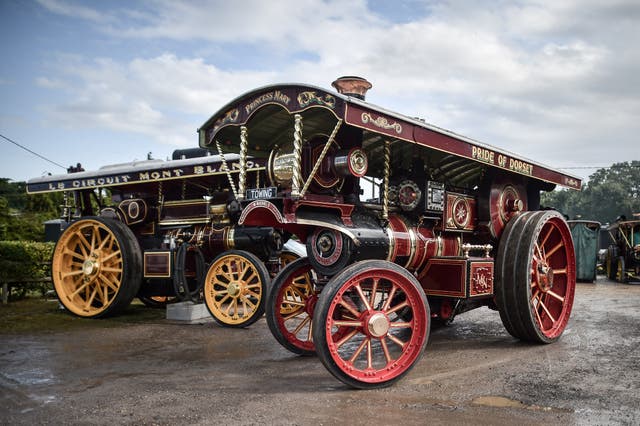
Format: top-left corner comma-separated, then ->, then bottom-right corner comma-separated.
2,277 -> 639,425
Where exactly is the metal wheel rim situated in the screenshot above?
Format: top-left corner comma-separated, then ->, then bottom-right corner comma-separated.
52,219 -> 124,317
529,216 -> 576,339
274,262 -> 316,351
323,267 -> 428,384
204,253 -> 264,325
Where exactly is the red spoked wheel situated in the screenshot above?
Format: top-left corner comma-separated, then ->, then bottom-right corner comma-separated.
266,258 -> 317,355
312,260 -> 429,389
495,210 -> 576,343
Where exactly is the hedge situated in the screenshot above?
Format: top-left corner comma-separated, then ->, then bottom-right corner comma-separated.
0,241 -> 55,299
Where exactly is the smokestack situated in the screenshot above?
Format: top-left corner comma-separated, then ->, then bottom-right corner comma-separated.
331,76 -> 372,100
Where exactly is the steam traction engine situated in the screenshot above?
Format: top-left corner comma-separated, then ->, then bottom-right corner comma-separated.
198,77 -> 582,388
27,149 -> 298,327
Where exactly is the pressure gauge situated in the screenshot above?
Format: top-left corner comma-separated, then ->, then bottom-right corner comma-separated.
397,180 -> 422,211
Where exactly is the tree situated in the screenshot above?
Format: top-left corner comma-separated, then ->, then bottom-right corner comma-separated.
541,161 -> 640,224
0,178 -> 63,241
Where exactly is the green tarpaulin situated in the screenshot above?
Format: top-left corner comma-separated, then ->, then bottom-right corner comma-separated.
570,221 -> 600,282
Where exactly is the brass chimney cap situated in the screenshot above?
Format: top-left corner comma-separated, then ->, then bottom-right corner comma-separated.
331,76 -> 372,100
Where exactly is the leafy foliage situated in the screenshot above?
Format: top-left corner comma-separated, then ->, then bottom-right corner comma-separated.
0,240 -> 54,298
541,161 -> 640,224
0,178 -> 63,241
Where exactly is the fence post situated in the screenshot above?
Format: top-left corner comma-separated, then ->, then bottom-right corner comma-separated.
2,283 -> 8,304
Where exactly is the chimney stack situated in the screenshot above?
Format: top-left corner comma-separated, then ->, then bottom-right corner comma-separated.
331,76 -> 372,100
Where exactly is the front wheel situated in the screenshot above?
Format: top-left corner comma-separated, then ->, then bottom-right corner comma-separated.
51,217 -> 142,318
495,210 -> 576,343
313,260 -> 429,389
203,250 -> 270,328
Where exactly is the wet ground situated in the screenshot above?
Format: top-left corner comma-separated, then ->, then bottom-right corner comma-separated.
1,276 -> 639,425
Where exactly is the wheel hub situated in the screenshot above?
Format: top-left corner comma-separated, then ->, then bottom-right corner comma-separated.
227,282 -> 242,297
537,263 -> 554,292
82,259 -> 99,276
367,312 -> 390,338
317,234 -> 334,254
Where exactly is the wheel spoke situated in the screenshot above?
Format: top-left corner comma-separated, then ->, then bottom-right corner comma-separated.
102,250 -> 122,263
545,240 -> 564,259
387,333 -> 407,349
381,285 -> 397,311
98,273 -> 120,292
538,298 -> 557,324
70,279 -> 91,298
240,294 -> 256,310
369,278 -> 379,309
284,299 -> 305,308
84,285 -> 99,310
386,299 -> 409,316
76,233 -> 92,257
332,320 -> 362,327
336,329 -> 359,348
338,297 -> 361,318
546,289 -> 565,303
242,270 -> 259,284
216,294 -> 231,305
63,248 -> 86,261
380,338 -> 392,364
389,321 -> 412,329
531,288 -> 541,304
540,225 -> 554,249
348,337 -> 369,363
533,242 -> 544,264
355,283 -> 372,311
553,267 -> 567,275
62,270 -> 84,279
292,315 -> 311,335
90,225 -> 98,252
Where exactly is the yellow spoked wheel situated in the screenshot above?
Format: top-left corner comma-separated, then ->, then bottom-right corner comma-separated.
52,217 -> 142,318
203,250 -> 270,328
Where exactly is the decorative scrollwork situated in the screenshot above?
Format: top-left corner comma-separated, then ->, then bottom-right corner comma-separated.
297,91 -> 336,109
361,113 -> 402,134
213,108 -> 240,131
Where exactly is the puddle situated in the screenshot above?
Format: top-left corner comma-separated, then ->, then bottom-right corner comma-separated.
3,367 -> 56,386
472,395 -> 566,413
472,396 -> 526,408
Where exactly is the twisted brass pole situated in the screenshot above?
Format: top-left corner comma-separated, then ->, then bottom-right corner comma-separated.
215,139 -> 238,199
300,119 -> 343,198
238,126 -> 248,200
291,114 -> 303,198
382,140 -> 390,220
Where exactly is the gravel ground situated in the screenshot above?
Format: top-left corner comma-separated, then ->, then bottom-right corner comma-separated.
1,276 -> 639,425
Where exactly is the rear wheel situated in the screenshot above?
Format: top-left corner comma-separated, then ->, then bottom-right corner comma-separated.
313,260 -> 429,389
495,210 -> 576,343
203,250 -> 270,328
51,217 -> 142,318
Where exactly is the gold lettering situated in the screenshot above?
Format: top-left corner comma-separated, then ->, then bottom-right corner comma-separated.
508,159 -> 533,175
471,146 -> 495,164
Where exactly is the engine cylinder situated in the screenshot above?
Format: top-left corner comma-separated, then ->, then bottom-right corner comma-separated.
386,215 -> 460,272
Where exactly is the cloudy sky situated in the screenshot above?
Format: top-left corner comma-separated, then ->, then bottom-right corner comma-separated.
1,0 -> 638,184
